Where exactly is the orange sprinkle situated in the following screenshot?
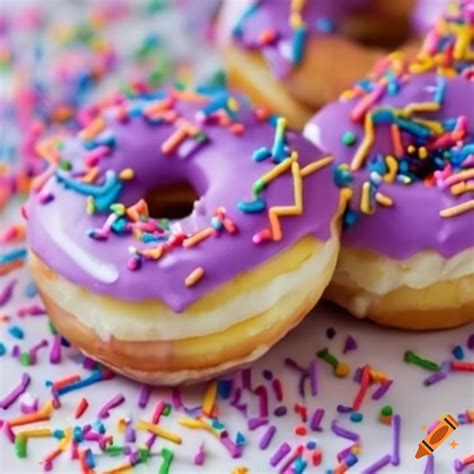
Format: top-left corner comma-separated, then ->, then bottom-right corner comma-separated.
78,117 -> 106,141
171,89 -> 210,105
230,123 -> 245,135
390,124 -> 403,157
144,98 -> 174,115
52,375 -> 81,391
184,267 -> 205,287
161,128 -> 189,155
81,167 -> 99,184
183,228 -> 214,248
259,28 -> 277,45
0,261 -> 24,276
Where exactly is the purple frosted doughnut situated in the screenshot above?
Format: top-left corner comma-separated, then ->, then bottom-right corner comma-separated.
218,0 -> 368,78
26,88 -> 342,313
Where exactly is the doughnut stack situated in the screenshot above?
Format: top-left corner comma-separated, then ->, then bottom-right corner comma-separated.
25,0 -> 473,385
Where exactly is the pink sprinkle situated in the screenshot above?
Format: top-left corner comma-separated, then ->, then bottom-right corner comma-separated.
272,379 -> 283,402
171,388 -> 184,410
194,444 -> 206,465
49,335 -> 62,364
4,422 -> 15,443
0,280 -> 16,307
254,385 -> 268,418
241,368 -> 252,390
152,401 -> 166,423
98,394 -> 125,419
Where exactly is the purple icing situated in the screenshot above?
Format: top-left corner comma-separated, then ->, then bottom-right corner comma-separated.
411,0 -> 452,33
27,90 -> 340,312
221,0 -> 368,78
306,72 -> 474,260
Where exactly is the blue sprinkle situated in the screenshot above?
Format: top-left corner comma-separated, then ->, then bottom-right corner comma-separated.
73,426 -> 83,443
211,419 -> 224,430
0,248 -> 27,265
333,165 -> 353,188
45,380 -> 53,387
0,343 -> 6,356
53,429 -> 65,440
211,217 -> 223,231
350,412 -> 363,422
306,440 -> 317,450
253,147 -> 272,162
262,369 -> 273,381
343,208 -> 359,229
24,282 -> 37,298
452,345 -> 464,360
237,198 -> 266,214
291,25 -> 307,65
316,18 -> 335,34
294,456 -> 307,474
236,432 -> 246,445
8,325 -> 24,340
217,380 -> 232,399
94,420 -> 106,434
344,453 -> 359,467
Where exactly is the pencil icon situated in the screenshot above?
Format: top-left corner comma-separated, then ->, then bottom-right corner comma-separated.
415,414 -> 459,458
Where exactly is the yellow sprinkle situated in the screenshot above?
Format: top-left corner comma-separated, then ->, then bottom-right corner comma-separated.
440,200 -> 474,218
360,182 -> 374,215
334,363 -> 349,378
16,428 -> 52,439
119,168 -> 135,181
300,155 -> 333,177
202,381 -> 218,417
351,112 -> 374,171
418,147 -> 428,159
259,152 -> 296,185
375,192 -> 393,207
135,422 -> 182,445
384,156 -> 398,183
178,417 -> 205,430
451,182 -> 474,196
412,118 -> 444,136
289,12 -> 302,28
86,196 -> 96,215
233,467 -> 250,474
227,96 -> 239,112
407,145 -> 416,154
58,427 -> 72,451
403,101 -> 440,115
370,369 -> 390,383
184,267 -> 205,287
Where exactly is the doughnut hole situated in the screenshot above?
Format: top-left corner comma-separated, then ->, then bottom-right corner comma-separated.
144,181 -> 200,219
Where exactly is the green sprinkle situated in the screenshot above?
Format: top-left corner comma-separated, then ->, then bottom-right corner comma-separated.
139,448 -> 150,463
316,347 -> 339,368
159,448 -> 174,474
20,352 -> 30,366
110,203 -> 126,216
252,179 -> 266,195
59,160 -> 73,171
381,405 -> 393,417
105,445 -> 124,456
342,132 -> 357,146
15,436 -> 27,458
163,403 -> 172,416
48,321 -> 57,335
404,350 -> 440,372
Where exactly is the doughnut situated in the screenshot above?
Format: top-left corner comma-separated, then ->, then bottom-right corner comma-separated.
26,88 -> 346,385
217,0 -> 446,130
303,7 -> 474,330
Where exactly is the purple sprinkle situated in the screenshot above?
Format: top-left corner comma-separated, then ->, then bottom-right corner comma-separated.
361,454 -> 392,474
326,327 -> 336,339
97,394 -> 125,419
0,373 -> 30,409
0,280 -> 16,307
423,371 -> 447,387
331,420 -> 359,441
138,384 -> 151,409
337,404 -> 353,413
372,380 -> 393,399
343,335 -> 358,354
309,361 -> 318,397
259,426 -> 276,449
230,388 -> 242,406
194,444 -> 205,465
262,369 -> 273,381
425,455 -> 435,474
49,335 -> 62,364
254,385 -> 268,418
242,368 -> 252,390
337,444 -> 356,462
145,434 -> 156,450
248,416 -> 268,430
310,408 -> 325,431
29,339 -> 48,364
270,442 -> 291,467
125,423 -> 136,443
274,406 -> 287,417
4,422 -> 15,443
171,388 -> 184,410
467,333 -> 474,351
353,367 -> 362,383
284,358 -> 307,374
391,415 -> 401,466
128,450 -> 140,466
298,374 -> 308,398
82,357 -> 97,370
11,345 -> 20,358
220,435 -> 242,458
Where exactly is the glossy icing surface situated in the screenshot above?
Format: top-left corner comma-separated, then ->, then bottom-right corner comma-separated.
27,89 -> 340,311
305,68 -> 474,260
221,0 -> 367,78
